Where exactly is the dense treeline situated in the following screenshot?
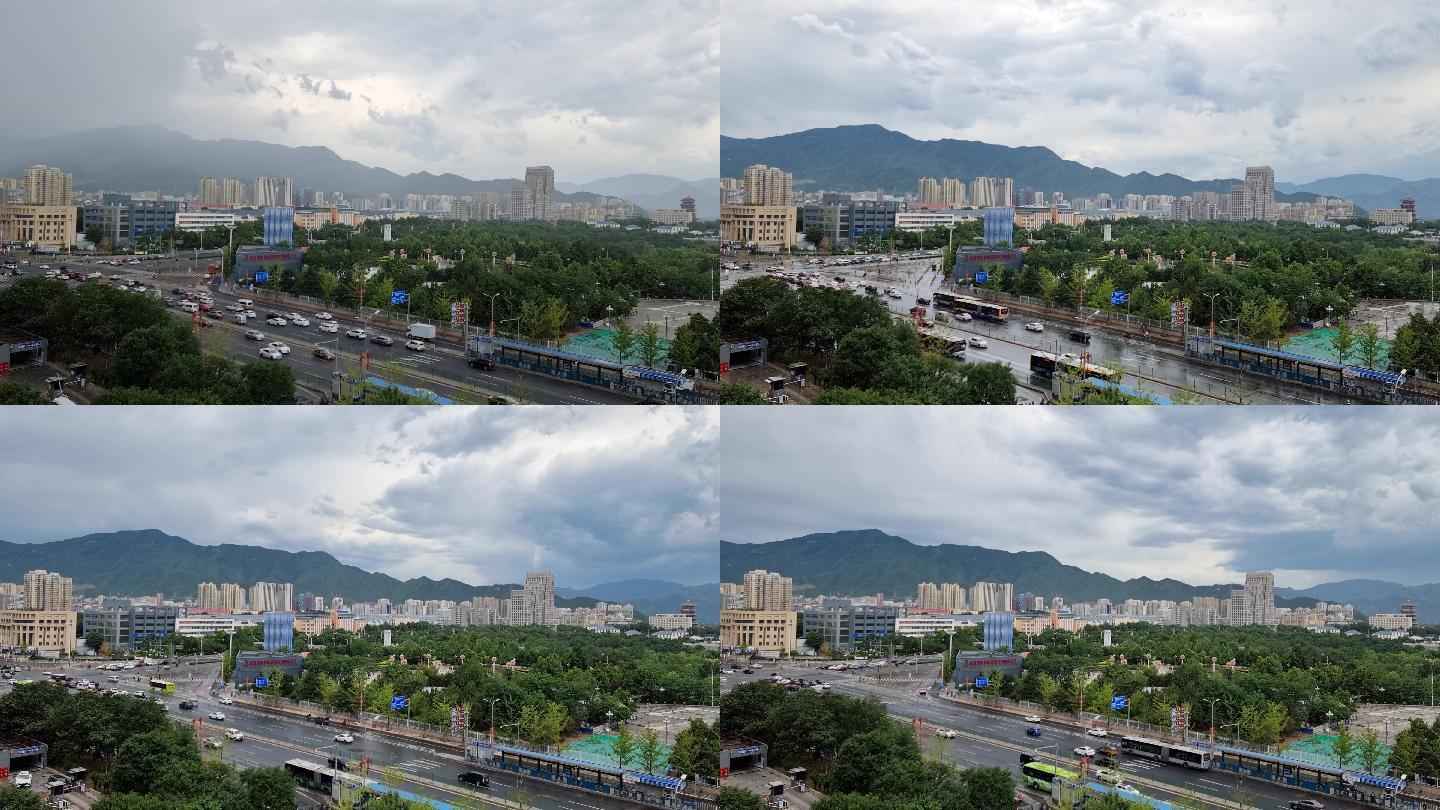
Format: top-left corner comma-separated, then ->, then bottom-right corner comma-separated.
246,219 -> 718,339
717,277 -> 1016,404
981,625 -> 1434,748
0,682 -> 295,810
979,219 -> 1438,343
0,278 -> 294,404
248,625 -> 716,749
718,682 -> 1015,810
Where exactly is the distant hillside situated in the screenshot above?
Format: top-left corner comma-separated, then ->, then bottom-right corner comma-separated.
721,124 -> 1325,202
722,529 -> 1325,609
558,578 -> 720,624
0,125 -> 613,206
0,529 -> 598,607
1279,580 -> 1439,624
559,175 -> 719,219
1277,174 -> 1440,220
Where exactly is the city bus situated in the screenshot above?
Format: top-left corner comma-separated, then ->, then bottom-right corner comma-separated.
148,678 -> 175,693
1120,736 -> 1212,770
1029,352 -> 1121,382
1020,756 -> 1078,792
931,292 -> 1009,321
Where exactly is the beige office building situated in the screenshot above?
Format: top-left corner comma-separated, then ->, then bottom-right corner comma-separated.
0,610 -> 76,655
0,205 -> 76,249
720,609 -> 796,654
721,205 -> 795,250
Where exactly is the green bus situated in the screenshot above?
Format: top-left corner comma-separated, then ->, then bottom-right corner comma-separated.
1020,758 -> 1077,792
148,678 -> 175,693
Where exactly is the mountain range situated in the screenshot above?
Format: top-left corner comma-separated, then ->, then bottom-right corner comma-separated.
719,529 -> 1400,616
720,124 -> 1393,207
0,529 -> 602,608
556,578 -> 720,625
1276,174 -> 1440,221
0,125 -> 713,214
558,174 -> 720,220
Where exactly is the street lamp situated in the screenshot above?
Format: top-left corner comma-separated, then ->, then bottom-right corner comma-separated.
486,698 -> 501,742
483,292 -> 503,339
1204,293 -> 1221,338
1203,698 -> 1221,745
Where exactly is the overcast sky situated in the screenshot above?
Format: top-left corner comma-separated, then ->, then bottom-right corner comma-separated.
722,0 -> 1440,182
1,408 -> 717,589
721,409 -> 1439,589
0,0 -> 718,182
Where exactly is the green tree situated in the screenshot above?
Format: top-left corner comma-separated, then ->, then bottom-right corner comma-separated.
239,361 -> 295,404
715,381 -> 766,404
668,313 -> 720,374
1355,322 -> 1385,369
1330,724 -> 1357,770
0,380 -> 50,404
1357,728 -> 1385,774
669,719 -> 720,779
241,767 -> 299,810
637,728 -> 665,774
717,787 -> 768,810
636,321 -> 665,368
611,724 -> 638,770
961,766 -> 1017,810
610,319 -> 638,364
1331,319 -> 1357,366
84,629 -> 107,653
0,787 -> 47,810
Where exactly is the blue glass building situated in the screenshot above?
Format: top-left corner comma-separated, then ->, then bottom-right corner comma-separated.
982,611 -> 1014,651
983,206 -> 1014,246
263,611 -> 294,651
263,206 -> 294,246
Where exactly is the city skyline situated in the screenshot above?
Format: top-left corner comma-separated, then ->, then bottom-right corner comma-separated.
0,408 -> 718,589
721,0 -> 1440,182
720,409 -> 1440,588
0,0 -> 718,182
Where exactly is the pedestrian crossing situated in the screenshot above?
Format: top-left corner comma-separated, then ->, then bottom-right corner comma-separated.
393,353 -> 444,367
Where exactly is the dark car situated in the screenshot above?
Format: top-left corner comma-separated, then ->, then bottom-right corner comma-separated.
327,757 -> 351,772
178,700 -> 197,710
1095,755 -> 1118,768
313,716 -> 331,726
1026,727 -> 1042,737
369,334 -> 395,346
457,772 -> 490,787
1068,329 -> 1092,344
204,310 -> 223,319
313,347 -> 336,361
468,356 -> 495,371
1288,801 -> 1324,810
742,668 -> 754,674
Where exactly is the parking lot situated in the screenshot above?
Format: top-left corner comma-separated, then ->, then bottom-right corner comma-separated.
722,766 -> 823,810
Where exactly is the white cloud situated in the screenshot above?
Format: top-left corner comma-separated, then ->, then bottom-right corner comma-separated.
0,407 -> 718,589
722,0 -> 1440,182
720,409 -> 1440,589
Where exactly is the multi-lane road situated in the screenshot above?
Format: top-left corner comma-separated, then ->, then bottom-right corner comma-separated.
0,658 -> 642,810
723,253 -> 1354,404
722,661 -> 1370,810
0,251 -> 641,405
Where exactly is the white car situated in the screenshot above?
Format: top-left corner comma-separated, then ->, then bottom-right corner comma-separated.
285,312 -> 302,321
1074,746 -> 1096,757
1025,322 -> 1045,332
934,728 -> 958,739
958,312 -> 973,321
217,696 -> 233,705
14,771 -> 31,787
290,316 -> 310,327
259,346 -> 284,360
346,328 -> 368,339
1024,715 -> 1043,723
266,341 -> 291,355
266,317 -> 288,326
37,264 -> 50,270
244,330 -> 265,341
224,728 -> 244,741
318,320 -> 339,333
243,310 -> 257,319
209,711 -> 226,721
968,337 -> 989,348
225,304 -> 244,312
1087,728 -> 1109,738
334,732 -> 355,744
315,312 -> 334,320
404,339 -> 427,351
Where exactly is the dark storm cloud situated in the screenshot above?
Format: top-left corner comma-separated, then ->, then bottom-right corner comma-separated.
724,0 -> 1440,182
720,409 -> 1440,589
0,0 -> 717,182
0,408 -> 718,589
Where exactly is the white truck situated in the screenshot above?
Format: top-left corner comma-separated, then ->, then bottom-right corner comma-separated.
406,323 -> 437,340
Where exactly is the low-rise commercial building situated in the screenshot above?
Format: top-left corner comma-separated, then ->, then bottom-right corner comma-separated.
0,205 -> 75,250
81,606 -> 179,651
175,211 -> 237,232
720,609 -> 796,654
233,651 -> 303,685
1370,613 -> 1415,630
648,208 -> 694,225
0,610 -> 76,655
801,605 -> 899,652
720,204 -> 795,250
649,613 -> 695,631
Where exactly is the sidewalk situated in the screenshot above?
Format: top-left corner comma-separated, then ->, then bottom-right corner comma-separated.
238,694 -> 467,751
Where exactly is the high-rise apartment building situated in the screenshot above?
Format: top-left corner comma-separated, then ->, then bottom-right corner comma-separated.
24,569 -> 73,611
248,582 -> 293,613
917,177 -> 941,204
968,581 -> 1014,613
24,165 -> 73,206
743,569 -> 793,612
742,164 -> 793,206
505,165 -> 556,221
508,571 -> 556,626
252,177 -> 293,208
1226,571 -> 1275,625
1230,166 -> 1276,221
